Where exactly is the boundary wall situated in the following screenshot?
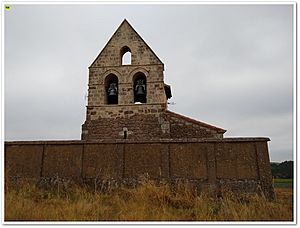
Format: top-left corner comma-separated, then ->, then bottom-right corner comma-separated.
5,138 -> 274,199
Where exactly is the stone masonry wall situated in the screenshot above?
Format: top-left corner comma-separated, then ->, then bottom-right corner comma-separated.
166,111 -> 225,139
85,103 -> 167,121
82,113 -> 170,141
87,65 -> 166,109
5,138 -> 274,199
86,20 -> 167,121
83,20 -> 227,140
82,110 -> 225,140
91,20 -> 163,67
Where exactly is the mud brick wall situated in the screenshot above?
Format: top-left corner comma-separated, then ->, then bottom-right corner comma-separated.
5,144 -> 43,180
5,138 -> 274,199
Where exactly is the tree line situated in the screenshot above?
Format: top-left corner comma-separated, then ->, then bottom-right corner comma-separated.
270,160 -> 293,179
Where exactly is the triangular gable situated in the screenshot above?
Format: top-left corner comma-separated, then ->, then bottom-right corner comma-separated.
90,19 -> 163,67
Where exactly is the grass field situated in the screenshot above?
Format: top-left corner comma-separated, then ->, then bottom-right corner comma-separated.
4,179 -> 294,222
273,178 -> 293,188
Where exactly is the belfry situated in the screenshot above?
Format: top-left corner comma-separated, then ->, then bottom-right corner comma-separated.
81,19 -> 226,140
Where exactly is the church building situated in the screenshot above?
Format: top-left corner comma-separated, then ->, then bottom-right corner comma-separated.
5,20 -> 274,201
81,19 -> 226,141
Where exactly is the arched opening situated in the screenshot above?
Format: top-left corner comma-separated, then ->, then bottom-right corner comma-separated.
105,74 -> 118,104
120,46 -> 131,65
133,72 -> 147,103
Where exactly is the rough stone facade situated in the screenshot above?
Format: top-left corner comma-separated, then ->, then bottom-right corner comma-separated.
81,19 -> 226,140
82,110 -> 225,141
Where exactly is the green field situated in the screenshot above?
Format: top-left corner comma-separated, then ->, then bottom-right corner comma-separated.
273,179 -> 293,188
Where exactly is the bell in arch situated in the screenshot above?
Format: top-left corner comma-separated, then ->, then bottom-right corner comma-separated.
107,82 -> 118,104
135,79 -> 145,95
108,82 -> 118,97
134,78 -> 146,103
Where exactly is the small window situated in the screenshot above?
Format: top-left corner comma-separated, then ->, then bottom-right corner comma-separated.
120,46 -> 131,65
105,74 -> 118,104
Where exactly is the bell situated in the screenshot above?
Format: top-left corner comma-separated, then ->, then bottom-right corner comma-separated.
108,83 -> 117,96
136,85 -> 145,95
135,79 -> 145,95
108,88 -> 117,96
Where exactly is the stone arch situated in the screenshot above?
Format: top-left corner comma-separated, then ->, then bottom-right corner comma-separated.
102,69 -> 122,82
129,68 -> 149,79
129,68 -> 149,104
132,72 -> 147,104
120,46 -> 132,65
104,73 -> 119,105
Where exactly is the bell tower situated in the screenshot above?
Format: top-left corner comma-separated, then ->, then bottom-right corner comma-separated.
82,19 -> 225,141
81,19 -> 172,140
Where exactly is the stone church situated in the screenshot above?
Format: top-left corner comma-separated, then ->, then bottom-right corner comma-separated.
5,19 -> 274,200
81,19 -> 226,141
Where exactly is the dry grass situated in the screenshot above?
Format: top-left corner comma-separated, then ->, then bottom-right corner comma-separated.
4,179 -> 293,222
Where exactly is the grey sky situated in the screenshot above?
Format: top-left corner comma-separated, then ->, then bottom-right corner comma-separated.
4,4 -> 294,162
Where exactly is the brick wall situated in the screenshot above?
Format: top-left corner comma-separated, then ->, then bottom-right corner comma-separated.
5,138 -> 274,199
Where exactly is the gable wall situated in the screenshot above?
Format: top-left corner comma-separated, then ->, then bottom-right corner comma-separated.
91,21 -> 162,67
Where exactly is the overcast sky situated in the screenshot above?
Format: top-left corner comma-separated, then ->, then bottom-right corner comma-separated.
4,4 -> 294,162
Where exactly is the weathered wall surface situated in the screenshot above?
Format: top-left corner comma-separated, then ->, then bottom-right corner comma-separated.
87,66 -> 166,108
87,20 -> 166,118
5,138 -> 274,199
82,111 -> 225,140
91,20 -> 163,67
83,20 -> 168,139
5,144 -> 43,180
82,20 -> 226,141
165,111 -> 224,139
82,113 -> 169,141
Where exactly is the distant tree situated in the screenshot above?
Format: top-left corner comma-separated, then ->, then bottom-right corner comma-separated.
271,161 -> 293,179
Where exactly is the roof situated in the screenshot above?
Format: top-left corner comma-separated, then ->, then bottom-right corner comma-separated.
166,110 -> 226,133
